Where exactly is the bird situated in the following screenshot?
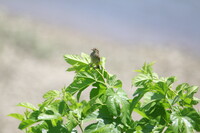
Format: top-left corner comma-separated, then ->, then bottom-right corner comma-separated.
90,48 -> 100,69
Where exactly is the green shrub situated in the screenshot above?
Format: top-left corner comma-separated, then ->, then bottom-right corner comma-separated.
9,53 -> 200,133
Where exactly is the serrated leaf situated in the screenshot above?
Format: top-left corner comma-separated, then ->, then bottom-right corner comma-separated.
107,75 -> 122,88
141,62 -> 154,74
18,119 -> 37,130
17,102 -> 37,111
187,86 -> 199,97
181,107 -> 200,131
84,121 -> 104,133
66,76 -> 95,95
132,63 -> 159,88
166,76 -> 177,87
106,88 -> 130,125
84,121 -> 120,133
106,89 -> 120,116
132,73 -> 152,87
83,110 -> 99,123
170,107 -> 197,133
65,112 -> 79,132
39,98 -> 54,111
8,113 -> 24,121
175,83 -> 199,106
140,92 -> 165,109
66,68 -> 106,98
64,53 -> 90,72
130,87 -> 149,111
43,90 -> 60,99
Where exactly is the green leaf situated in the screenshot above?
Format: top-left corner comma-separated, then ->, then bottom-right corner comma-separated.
140,92 -> 165,110
132,63 -> 160,88
9,54 -> 200,133
66,75 -> 95,96
141,62 -> 154,74
17,102 -> 37,111
106,88 -> 130,125
43,90 -> 60,99
106,88 -> 120,116
18,119 -> 37,130
90,87 -> 103,99
133,108 -> 149,119
101,57 -> 106,68
187,86 -> 199,97
83,110 -> 99,123
130,87 -> 149,111
84,121 -> 120,133
136,118 -> 159,133
31,122 -> 48,133
82,96 -> 103,119
176,83 -> 188,93
171,95 -> 180,105
8,113 -> 24,121
29,111 -> 41,120
176,83 -> 199,106
166,76 -> 177,87
65,112 -> 79,132
192,97 -> 200,105
64,53 -> 90,72
170,107 -> 197,133
97,105 -> 113,122
106,75 -> 122,88
38,113 -> 61,120
134,92 -> 168,125
59,100 -> 69,116
132,73 -> 152,87
38,98 -> 54,111
66,68 -> 107,99
181,107 -> 200,131
151,124 -> 165,132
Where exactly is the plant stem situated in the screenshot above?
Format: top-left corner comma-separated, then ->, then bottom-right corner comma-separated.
79,123 -> 84,133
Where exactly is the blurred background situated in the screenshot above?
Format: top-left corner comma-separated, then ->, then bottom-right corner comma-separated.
0,1 -> 200,132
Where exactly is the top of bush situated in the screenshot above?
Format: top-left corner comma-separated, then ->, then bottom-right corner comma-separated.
9,52 -> 200,133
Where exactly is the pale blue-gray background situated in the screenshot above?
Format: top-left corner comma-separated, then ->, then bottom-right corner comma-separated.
0,0 -> 199,54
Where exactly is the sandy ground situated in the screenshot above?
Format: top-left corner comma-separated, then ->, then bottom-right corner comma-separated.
0,11 -> 200,133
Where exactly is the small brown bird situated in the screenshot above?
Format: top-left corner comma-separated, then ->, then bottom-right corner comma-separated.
90,48 -> 100,69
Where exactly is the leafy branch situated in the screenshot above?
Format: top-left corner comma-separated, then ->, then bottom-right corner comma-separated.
9,53 -> 200,133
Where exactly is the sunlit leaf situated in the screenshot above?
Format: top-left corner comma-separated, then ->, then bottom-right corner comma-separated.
38,114 -> 60,120
64,53 -> 90,72
8,113 -> 24,121
106,88 -> 130,125
17,102 -> 37,111
43,90 -> 60,99
65,112 -> 79,132
132,73 -> 152,87
170,107 -> 197,133
84,120 -> 120,133
18,119 -> 37,130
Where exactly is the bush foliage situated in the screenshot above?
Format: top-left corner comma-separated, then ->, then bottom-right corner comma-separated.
9,53 -> 200,133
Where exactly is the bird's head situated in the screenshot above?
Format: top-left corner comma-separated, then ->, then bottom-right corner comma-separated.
91,48 -> 99,53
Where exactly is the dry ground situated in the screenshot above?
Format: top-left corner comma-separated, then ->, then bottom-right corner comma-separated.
0,11 -> 200,133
